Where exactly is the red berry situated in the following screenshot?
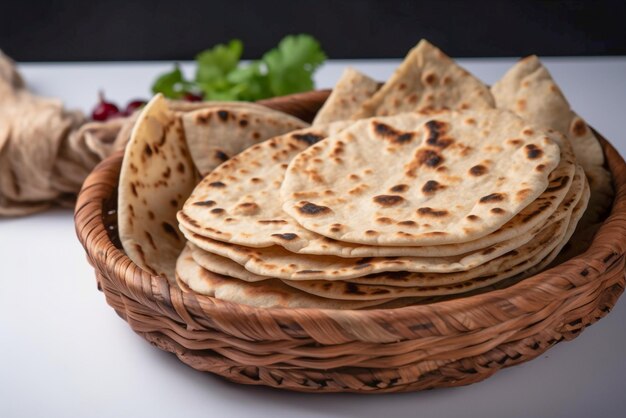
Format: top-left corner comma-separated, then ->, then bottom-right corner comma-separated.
183,92 -> 203,102
124,99 -> 146,116
91,91 -> 120,121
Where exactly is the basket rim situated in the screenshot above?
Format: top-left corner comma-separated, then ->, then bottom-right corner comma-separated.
74,89 -> 626,338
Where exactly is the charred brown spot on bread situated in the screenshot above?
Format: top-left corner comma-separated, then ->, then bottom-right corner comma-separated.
417,207 -> 449,217
423,72 -> 437,85
297,201 -> 332,216
372,122 -> 415,144
525,144 -> 544,159
211,208 -> 225,215
517,99 -> 526,111
147,210 -> 155,220
170,199 -> 178,207
296,270 -> 323,275
481,247 -> 496,255
234,202 -> 260,216
469,164 -> 487,176
546,176 -> 570,193
406,149 -> 444,176
209,181 -> 226,188
422,180 -> 445,194
143,144 -> 153,157
130,183 -> 138,197
373,195 -> 405,207
292,133 -> 325,146
376,217 -> 393,225
161,222 -> 180,241
536,164 -> 546,172
144,231 -> 157,250
390,184 -> 409,193
490,207 -> 506,214
176,162 -> 186,174
271,233 -> 298,241
214,150 -> 229,162
398,220 -> 417,227
258,219 -> 288,224
516,188 -> 532,201
252,132 -> 261,139
507,138 -> 523,147
178,212 -> 200,228
344,282 -> 369,296
365,230 -> 379,235
425,120 -> 453,148
520,201 -> 551,223
195,112 -> 212,124
193,200 -> 216,207
424,231 -> 448,236
522,129 -> 534,136
217,110 -> 229,121
466,214 -> 480,222
238,119 -> 249,127
572,119 -> 587,136
480,193 -> 506,203
250,177 -> 262,184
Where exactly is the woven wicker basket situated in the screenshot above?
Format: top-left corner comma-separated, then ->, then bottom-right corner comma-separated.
75,90 -> 626,393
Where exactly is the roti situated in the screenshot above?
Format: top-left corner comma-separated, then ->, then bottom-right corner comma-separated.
352,40 -> 494,118
180,114 -> 575,258
118,94 -> 196,281
181,103 -> 307,176
281,110 -> 561,245
491,55 -> 612,224
175,245 -> 389,309
312,68 -> 379,125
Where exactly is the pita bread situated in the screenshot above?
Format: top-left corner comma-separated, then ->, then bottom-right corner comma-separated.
118,94 -> 196,281
175,246 -> 389,309
352,39 -> 494,118
181,103 -> 307,176
312,68 -> 379,125
491,55 -> 612,223
281,110 -> 561,245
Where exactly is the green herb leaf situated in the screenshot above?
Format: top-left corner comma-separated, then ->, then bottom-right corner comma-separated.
262,34 -> 326,96
151,64 -> 188,99
195,39 -> 243,84
150,35 -> 326,102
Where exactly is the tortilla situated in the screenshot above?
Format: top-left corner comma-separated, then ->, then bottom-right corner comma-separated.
175,245 -> 389,309
118,94 -> 196,281
312,68 -> 379,125
181,103 -> 307,176
281,110 -> 561,245
491,55 -> 612,224
351,39 -> 494,118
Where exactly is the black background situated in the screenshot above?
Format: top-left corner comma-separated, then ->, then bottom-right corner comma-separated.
0,0 -> 624,61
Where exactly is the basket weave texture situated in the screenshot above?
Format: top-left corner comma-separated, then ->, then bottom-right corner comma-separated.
75,90 -> 626,393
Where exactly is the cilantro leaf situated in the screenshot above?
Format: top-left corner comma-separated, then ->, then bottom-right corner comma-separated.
150,35 -> 326,101
195,39 -> 243,84
262,34 -> 326,96
151,64 -> 188,99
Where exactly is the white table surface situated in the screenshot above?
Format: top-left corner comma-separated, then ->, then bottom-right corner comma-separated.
1,57 -> 625,418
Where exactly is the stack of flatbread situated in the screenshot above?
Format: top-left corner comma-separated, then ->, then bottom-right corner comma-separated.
118,40 -> 611,310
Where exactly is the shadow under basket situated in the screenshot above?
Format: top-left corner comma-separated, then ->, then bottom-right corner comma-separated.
75,90 -> 626,393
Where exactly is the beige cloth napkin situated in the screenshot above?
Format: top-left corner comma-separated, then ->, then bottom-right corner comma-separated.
0,51 -> 132,216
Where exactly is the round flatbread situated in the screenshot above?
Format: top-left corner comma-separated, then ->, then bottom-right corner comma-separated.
181,103 -> 307,176
118,94 -> 196,281
175,245 -> 389,309
281,109 -> 561,245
